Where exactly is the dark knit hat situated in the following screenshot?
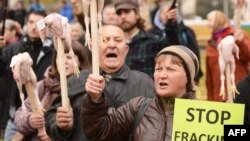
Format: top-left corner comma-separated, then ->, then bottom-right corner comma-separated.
156,45 -> 199,91
114,0 -> 139,12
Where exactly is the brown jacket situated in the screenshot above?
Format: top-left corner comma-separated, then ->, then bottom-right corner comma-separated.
206,27 -> 250,102
81,93 -> 195,141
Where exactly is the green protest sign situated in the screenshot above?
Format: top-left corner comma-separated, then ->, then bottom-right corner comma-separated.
172,99 -> 245,141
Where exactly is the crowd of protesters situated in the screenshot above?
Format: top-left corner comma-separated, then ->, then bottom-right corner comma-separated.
0,0 -> 250,141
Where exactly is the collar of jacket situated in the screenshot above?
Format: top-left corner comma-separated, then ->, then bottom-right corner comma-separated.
154,10 -> 165,31
127,29 -> 140,43
158,91 -> 196,112
160,97 -> 175,112
211,27 -> 233,43
100,65 -> 129,81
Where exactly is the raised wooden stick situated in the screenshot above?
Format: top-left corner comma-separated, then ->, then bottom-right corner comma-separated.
56,37 -> 69,108
90,0 -> 99,76
25,81 -> 47,138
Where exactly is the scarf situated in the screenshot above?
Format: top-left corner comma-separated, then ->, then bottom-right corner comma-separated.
40,68 -> 61,110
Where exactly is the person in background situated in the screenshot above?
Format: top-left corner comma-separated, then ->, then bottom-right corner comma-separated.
70,21 -> 85,45
206,10 -> 250,102
27,0 -> 46,13
102,4 -> 118,25
113,0 -> 179,78
46,24 -> 155,141
0,19 -> 23,45
58,0 -> 74,22
0,11 -> 54,141
0,19 -> 23,135
8,0 -> 27,28
70,0 -> 86,30
233,71 -> 250,125
148,2 -> 203,84
150,0 -> 165,27
70,21 -> 92,63
81,45 -> 198,141
14,40 -> 91,141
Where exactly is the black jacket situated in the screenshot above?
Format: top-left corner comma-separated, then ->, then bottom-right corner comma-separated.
148,21 -> 203,82
45,70 -> 89,141
234,75 -> 250,125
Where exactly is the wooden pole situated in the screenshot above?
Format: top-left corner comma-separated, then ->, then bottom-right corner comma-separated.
90,0 -> 99,76
226,64 -> 233,103
56,37 -> 69,108
25,81 -> 47,138
25,81 -> 43,115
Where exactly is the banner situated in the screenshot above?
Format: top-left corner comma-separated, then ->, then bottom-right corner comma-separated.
172,99 -> 245,141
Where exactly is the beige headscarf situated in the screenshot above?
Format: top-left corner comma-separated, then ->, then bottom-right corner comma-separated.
156,45 -> 199,91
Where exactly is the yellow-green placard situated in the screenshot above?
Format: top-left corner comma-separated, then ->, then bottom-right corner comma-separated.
172,98 -> 245,141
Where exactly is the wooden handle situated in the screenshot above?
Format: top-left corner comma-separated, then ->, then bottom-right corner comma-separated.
25,81 -> 48,139
25,81 -> 42,113
56,37 -> 69,108
90,0 -> 99,76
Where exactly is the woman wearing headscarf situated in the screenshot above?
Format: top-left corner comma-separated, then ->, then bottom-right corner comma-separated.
81,45 -> 199,141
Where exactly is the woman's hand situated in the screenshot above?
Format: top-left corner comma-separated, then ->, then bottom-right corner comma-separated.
234,29 -> 244,41
85,74 -> 105,103
56,105 -> 74,131
29,113 -> 45,129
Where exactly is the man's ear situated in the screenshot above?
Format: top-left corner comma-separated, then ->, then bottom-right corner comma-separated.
124,44 -> 129,55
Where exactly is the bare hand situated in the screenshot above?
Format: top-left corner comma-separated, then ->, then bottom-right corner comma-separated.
56,106 -> 73,131
165,8 -> 177,23
38,131 -> 51,141
0,36 -> 6,48
29,113 -> 45,129
85,74 -> 105,103
234,29 -> 244,41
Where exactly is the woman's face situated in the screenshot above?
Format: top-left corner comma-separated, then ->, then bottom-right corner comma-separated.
70,23 -> 82,41
154,55 -> 187,98
64,53 -> 80,78
207,14 -> 215,30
